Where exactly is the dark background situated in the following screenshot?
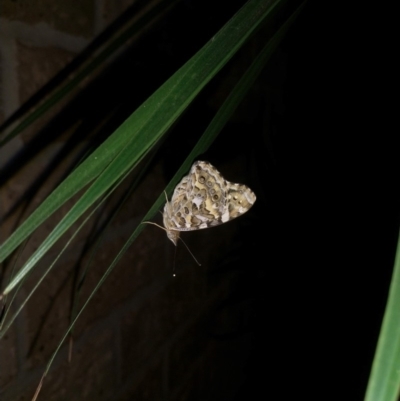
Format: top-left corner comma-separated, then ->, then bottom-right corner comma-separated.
1,0 -> 397,400
235,2 -> 398,400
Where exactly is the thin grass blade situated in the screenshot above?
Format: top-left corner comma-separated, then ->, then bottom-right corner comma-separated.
365,230 -> 400,401
1,0 -> 285,296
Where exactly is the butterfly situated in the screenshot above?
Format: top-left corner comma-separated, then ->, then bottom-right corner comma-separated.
163,161 -> 256,246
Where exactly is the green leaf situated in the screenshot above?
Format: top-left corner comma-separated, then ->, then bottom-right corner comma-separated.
364,230 -> 400,401
29,6 -> 301,381
1,0 -> 286,296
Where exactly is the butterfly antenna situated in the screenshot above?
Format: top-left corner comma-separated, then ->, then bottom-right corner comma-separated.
141,221 -> 201,266
141,221 -> 168,233
178,237 -> 201,266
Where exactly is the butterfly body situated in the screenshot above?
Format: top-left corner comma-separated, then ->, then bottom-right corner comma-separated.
163,161 -> 256,245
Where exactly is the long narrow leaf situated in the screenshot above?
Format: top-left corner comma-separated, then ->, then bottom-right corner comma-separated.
1,0 -> 284,295
35,10 -> 298,386
365,230 -> 400,401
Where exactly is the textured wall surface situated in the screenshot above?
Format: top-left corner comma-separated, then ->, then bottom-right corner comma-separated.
0,1 -> 259,400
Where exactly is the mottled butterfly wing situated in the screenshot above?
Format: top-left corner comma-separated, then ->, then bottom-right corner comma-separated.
163,161 -> 256,245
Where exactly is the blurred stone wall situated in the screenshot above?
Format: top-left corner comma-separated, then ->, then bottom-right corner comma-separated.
0,1 -> 257,400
